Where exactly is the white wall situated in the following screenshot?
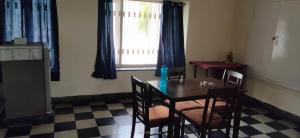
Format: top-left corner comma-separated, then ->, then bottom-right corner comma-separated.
51,0 -> 237,97
232,0 -> 300,116
185,0 -> 237,78
52,0 -> 158,97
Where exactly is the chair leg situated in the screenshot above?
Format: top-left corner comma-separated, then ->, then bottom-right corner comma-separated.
174,118 -> 181,138
159,125 -> 163,138
144,125 -> 150,138
226,129 -> 230,138
200,129 -> 207,138
130,111 -> 137,138
225,120 -> 231,138
180,117 -> 185,138
208,129 -> 212,138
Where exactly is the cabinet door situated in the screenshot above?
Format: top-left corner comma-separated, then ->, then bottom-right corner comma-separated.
2,61 -> 46,119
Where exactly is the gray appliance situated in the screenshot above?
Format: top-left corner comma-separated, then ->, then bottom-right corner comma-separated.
0,45 -> 52,119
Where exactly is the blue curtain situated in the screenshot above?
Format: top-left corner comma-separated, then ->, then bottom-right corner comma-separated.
0,0 -> 4,43
0,0 -> 4,82
0,0 -> 60,81
155,1 -> 185,76
49,0 -> 60,81
92,0 -> 116,79
23,0 -> 60,81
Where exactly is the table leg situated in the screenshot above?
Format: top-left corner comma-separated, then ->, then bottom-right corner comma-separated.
205,69 -> 208,77
193,65 -> 197,78
233,95 -> 243,138
167,100 -> 176,138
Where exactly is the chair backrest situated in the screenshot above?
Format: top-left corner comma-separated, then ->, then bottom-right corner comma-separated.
131,76 -> 149,123
202,87 -> 238,128
167,67 -> 185,80
222,69 -> 244,87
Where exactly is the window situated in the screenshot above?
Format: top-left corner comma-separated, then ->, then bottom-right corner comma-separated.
113,0 -> 162,67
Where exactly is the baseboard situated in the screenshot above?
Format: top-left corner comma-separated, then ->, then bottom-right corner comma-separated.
52,92 -> 133,104
244,95 -> 300,124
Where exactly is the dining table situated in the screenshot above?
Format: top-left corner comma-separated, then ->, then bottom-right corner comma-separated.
147,77 -> 243,138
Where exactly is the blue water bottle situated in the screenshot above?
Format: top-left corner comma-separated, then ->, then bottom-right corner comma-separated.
160,65 -> 168,88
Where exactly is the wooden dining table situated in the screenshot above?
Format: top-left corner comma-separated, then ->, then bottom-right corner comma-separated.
147,77 -> 243,138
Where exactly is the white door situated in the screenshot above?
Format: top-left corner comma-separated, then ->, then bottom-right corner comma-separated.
269,0 -> 300,91
245,0 -> 281,78
245,0 -> 300,91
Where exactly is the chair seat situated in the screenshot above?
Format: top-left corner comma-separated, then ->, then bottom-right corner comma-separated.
182,108 -> 223,128
195,99 -> 227,109
164,99 -> 203,112
149,105 -> 170,126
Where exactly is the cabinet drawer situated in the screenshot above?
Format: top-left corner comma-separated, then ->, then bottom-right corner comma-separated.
30,48 -> 43,60
0,49 -> 13,61
13,48 -> 30,60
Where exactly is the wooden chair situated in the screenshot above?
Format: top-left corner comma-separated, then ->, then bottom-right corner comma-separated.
168,66 -> 185,80
196,70 -> 244,108
164,67 -> 203,112
180,87 -> 239,138
222,69 -> 244,87
130,76 -> 179,138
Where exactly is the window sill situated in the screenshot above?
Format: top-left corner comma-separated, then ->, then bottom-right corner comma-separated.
116,67 -> 156,71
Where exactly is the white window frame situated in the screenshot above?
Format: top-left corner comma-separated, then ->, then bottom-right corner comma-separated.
114,0 -> 162,68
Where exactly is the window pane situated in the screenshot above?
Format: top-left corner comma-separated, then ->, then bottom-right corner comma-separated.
113,0 -> 122,65
117,0 -> 161,66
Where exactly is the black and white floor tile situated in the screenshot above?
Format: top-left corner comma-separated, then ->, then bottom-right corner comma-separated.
0,97 -> 299,138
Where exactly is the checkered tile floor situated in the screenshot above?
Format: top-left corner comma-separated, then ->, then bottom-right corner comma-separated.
0,97 -> 299,138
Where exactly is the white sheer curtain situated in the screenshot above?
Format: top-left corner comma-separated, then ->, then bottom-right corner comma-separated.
4,0 -> 52,45
113,0 -> 122,65
113,0 -> 162,67
4,0 -> 23,41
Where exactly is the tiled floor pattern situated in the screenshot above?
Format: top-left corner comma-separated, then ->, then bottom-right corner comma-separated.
0,98 -> 299,138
